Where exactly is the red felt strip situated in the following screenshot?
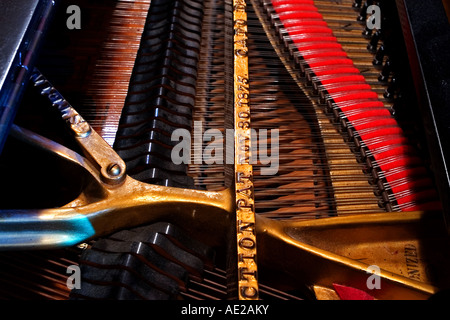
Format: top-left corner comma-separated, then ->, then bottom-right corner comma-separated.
357,126 -> 403,140
290,35 -> 338,43
382,166 -> 428,181
312,66 -> 360,76
284,26 -> 332,35
389,176 -> 434,192
400,201 -> 442,211
331,91 -> 379,103
276,11 -> 323,20
347,117 -> 397,131
307,58 -> 354,68
271,0 -> 315,6
394,188 -> 439,205
282,19 -> 328,28
273,4 -> 319,13
313,74 -> 365,84
345,110 -> 392,123
372,145 -> 416,161
373,155 -> 423,171
362,136 -> 408,150
324,83 -> 371,94
294,42 -> 343,51
330,100 -> 384,111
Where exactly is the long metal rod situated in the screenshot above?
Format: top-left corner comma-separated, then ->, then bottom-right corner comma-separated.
233,0 -> 259,300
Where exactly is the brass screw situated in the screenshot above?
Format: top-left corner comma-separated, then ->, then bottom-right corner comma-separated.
77,243 -> 89,250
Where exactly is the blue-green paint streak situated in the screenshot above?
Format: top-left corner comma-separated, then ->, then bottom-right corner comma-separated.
0,213 -> 95,250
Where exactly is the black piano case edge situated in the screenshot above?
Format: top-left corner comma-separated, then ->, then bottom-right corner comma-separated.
396,0 -> 450,232
0,0 -> 55,154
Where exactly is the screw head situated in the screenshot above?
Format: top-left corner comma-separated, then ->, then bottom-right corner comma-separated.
107,163 -> 121,176
77,243 -> 89,250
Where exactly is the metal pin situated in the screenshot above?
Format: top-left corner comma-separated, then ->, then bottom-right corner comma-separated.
107,163 -> 122,177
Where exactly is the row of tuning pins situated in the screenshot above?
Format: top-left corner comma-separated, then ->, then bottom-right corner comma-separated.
352,0 -> 405,115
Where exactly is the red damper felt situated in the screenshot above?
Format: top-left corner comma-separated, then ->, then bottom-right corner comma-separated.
333,284 -> 375,300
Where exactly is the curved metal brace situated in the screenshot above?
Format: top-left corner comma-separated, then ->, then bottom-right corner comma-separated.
3,125 -> 234,249
0,177 -> 234,250
256,210 -> 450,299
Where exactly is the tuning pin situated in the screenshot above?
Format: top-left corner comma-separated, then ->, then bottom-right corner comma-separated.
378,58 -> 391,82
357,0 -> 374,23
384,74 -> 398,100
357,1 -> 369,22
391,91 -> 407,118
367,29 -> 382,53
372,43 -> 385,66
352,0 -> 363,9
362,25 -> 373,39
